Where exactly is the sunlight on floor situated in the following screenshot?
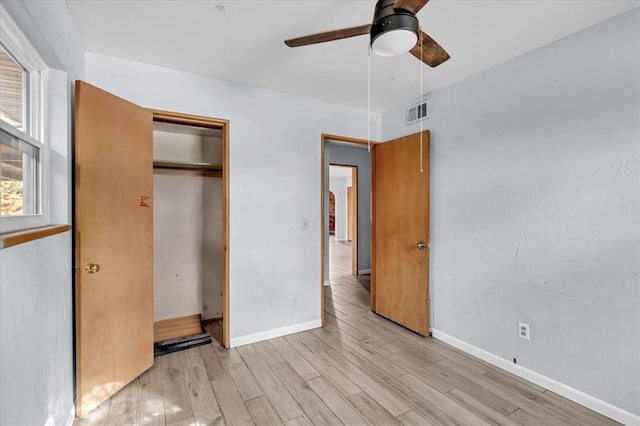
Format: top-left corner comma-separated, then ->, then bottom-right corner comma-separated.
137,399 -> 164,425
80,381 -> 124,415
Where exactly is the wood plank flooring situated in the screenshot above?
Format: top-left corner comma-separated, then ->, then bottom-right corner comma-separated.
75,238 -> 619,425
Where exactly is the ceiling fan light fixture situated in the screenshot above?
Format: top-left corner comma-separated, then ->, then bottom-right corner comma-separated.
370,12 -> 419,57
371,28 -> 418,56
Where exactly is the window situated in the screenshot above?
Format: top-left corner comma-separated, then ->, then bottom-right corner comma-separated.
0,5 -> 48,233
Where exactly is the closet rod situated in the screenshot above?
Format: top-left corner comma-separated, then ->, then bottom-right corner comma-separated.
153,160 -> 222,172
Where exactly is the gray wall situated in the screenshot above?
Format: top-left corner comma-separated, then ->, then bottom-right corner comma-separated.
382,9 -> 640,415
325,142 -> 372,277
0,1 -> 84,425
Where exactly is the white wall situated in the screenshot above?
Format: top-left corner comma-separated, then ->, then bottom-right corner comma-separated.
153,131 -> 222,164
0,1 -> 84,425
202,177 -> 224,320
1,233 -> 73,425
382,9 -> 640,418
329,176 -> 348,241
85,52 -> 382,344
154,173 -> 204,321
153,174 -> 224,321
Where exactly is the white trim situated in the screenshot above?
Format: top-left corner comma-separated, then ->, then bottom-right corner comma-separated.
63,405 -> 75,426
0,5 -> 47,74
431,329 -> 640,426
230,319 -> 322,348
357,268 -> 371,275
0,5 -> 50,232
324,279 -> 331,286
0,5 -> 47,141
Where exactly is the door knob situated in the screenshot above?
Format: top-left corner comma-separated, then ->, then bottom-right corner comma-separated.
85,263 -> 101,274
416,242 -> 427,249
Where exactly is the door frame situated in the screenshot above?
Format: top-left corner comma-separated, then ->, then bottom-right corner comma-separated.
151,109 -> 230,348
320,133 -> 378,325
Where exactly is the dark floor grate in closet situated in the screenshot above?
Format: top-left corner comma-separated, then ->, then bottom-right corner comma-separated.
153,332 -> 212,357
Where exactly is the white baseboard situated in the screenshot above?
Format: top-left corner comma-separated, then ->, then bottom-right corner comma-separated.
230,319 -> 322,348
357,269 -> 371,275
431,329 -> 640,426
324,279 -> 331,286
64,404 -> 75,426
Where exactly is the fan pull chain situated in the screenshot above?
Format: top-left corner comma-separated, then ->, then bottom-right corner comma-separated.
367,47 -> 371,153
419,32 -> 424,173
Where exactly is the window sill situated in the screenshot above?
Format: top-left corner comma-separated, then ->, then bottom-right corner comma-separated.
0,224 -> 71,250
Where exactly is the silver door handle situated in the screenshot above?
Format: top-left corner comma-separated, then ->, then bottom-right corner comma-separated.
416,242 -> 427,249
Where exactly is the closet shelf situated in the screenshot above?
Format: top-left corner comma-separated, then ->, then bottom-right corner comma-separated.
153,160 -> 222,172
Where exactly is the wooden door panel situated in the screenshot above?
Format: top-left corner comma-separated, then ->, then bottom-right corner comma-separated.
75,81 -> 154,417
373,131 -> 429,336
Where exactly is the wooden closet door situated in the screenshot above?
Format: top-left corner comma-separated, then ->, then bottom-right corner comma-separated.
75,81 -> 154,417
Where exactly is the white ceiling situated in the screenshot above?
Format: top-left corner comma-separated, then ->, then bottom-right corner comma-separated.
66,0 -> 639,112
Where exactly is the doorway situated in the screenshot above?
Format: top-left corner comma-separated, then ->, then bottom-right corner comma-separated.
151,119 -> 225,350
319,131 -> 430,336
320,134 -> 374,324
328,164 -> 358,282
150,110 -> 230,350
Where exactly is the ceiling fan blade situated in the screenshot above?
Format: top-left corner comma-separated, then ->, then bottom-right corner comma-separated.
285,24 -> 371,48
410,30 -> 450,67
394,0 -> 430,14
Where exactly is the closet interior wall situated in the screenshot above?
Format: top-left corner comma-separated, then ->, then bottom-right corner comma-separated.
152,122 -> 224,340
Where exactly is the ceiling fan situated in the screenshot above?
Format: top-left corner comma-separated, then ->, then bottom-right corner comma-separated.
284,0 -> 450,67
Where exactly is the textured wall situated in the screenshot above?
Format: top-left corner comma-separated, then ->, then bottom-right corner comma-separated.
1,233 -> 73,425
0,1 -> 84,425
153,174 -> 224,321
382,9 -> 640,416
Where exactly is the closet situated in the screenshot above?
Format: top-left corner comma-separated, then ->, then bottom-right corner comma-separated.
151,121 -> 224,349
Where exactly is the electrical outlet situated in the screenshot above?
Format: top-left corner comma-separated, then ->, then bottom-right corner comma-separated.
518,322 -> 530,341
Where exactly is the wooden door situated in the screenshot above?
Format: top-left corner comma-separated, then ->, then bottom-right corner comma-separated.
75,81 -> 154,416
372,131 -> 430,335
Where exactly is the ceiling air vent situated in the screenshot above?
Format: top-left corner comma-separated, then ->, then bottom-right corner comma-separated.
406,99 -> 430,125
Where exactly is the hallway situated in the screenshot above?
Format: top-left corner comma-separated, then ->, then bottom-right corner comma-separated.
328,236 -> 369,292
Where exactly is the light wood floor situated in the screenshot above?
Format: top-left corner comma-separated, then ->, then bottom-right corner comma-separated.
75,238 -> 618,426
329,236 -> 356,281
